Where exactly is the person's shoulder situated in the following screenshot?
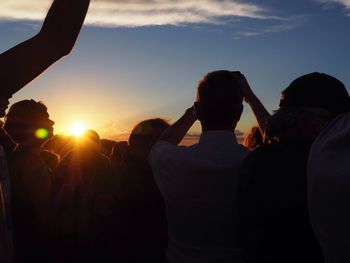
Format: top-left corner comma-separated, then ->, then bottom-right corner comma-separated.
247,143 -> 285,159
151,140 -> 190,155
97,152 -> 111,164
149,140 -> 192,169
236,143 -> 251,155
10,150 -> 41,165
9,150 -> 49,181
312,112 -> 350,150
240,142 -> 292,179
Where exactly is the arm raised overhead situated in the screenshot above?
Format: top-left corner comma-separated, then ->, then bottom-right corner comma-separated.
0,0 -> 90,97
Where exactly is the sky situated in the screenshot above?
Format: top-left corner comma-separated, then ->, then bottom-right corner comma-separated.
1,0 -> 350,141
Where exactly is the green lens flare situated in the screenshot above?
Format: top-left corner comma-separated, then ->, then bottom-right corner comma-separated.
35,128 -> 49,139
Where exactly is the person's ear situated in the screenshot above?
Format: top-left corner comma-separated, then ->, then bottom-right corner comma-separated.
194,101 -> 202,120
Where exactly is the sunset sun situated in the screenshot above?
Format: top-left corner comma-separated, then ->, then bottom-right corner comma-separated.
69,122 -> 86,137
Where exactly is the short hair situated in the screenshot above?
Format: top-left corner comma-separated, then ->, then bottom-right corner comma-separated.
196,70 -> 243,125
4,99 -> 49,142
129,118 -> 170,148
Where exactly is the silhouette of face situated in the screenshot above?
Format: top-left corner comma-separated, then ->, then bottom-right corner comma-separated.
0,97 -> 10,118
37,116 -> 55,139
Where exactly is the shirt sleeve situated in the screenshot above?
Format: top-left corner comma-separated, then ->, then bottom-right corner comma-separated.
308,112 -> 350,261
149,140 -> 176,168
149,140 -> 187,197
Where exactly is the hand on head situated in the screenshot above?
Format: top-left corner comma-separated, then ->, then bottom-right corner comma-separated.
237,73 -> 254,103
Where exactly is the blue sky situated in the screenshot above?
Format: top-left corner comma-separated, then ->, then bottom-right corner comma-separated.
1,0 -> 350,139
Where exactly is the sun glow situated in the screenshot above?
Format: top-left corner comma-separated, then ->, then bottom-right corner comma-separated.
69,122 -> 87,137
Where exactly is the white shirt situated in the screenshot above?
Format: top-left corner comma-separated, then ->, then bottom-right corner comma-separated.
149,131 -> 249,263
308,112 -> 350,263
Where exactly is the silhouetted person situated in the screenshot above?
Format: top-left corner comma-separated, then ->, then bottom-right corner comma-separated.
54,129 -> 112,262
110,141 -> 129,171
308,110 -> 350,262
0,121 -> 15,263
100,139 -> 117,157
149,71 -> 249,262
0,0 -> 90,261
0,121 -> 16,156
4,100 -> 55,262
114,118 -> 169,262
40,150 -> 60,173
242,126 -> 263,150
239,72 -> 350,263
42,134 -> 77,158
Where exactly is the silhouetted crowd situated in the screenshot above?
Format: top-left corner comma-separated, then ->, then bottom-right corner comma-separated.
1,1 -> 350,263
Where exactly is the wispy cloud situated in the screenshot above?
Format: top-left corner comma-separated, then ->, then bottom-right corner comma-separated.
233,15 -> 307,39
317,0 -> 350,15
0,0 -> 274,27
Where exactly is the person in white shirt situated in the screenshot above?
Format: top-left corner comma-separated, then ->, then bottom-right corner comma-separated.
149,70 -> 250,263
308,111 -> 350,263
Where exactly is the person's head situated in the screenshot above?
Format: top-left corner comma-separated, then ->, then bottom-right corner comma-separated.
4,99 -> 54,148
78,129 -> 101,153
280,72 -> 350,118
243,126 -> 263,150
195,70 -> 244,131
269,72 -> 350,143
266,107 -> 331,144
129,118 -> 170,156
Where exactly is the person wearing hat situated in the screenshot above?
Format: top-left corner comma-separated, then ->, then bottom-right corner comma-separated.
0,0 -> 90,261
238,73 -> 350,263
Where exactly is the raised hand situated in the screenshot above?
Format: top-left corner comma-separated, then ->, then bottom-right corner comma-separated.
0,0 -> 90,98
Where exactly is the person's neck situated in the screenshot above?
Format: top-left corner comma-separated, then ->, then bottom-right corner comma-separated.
201,122 -> 237,132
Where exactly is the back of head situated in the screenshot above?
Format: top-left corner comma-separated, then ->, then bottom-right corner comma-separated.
280,72 -> 350,118
196,70 -> 244,128
78,129 -> 101,153
129,118 -> 170,152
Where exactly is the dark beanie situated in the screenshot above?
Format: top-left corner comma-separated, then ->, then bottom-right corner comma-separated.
279,72 -> 350,116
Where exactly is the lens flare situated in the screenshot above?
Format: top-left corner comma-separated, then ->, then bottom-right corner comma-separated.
35,128 -> 49,139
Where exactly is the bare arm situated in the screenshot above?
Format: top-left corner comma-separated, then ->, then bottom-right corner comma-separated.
159,107 -> 197,145
0,0 -> 90,97
240,74 -> 271,134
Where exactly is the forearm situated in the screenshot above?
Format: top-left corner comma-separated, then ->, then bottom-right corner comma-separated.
0,0 -> 90,96
245,92 -> 271,134
159,108 -> 197,145
39,0 -> 90,56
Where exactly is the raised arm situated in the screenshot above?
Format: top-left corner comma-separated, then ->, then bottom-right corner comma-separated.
158,106 -> 197,145
240,74 -> 271,134
0,0 -> 90,97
